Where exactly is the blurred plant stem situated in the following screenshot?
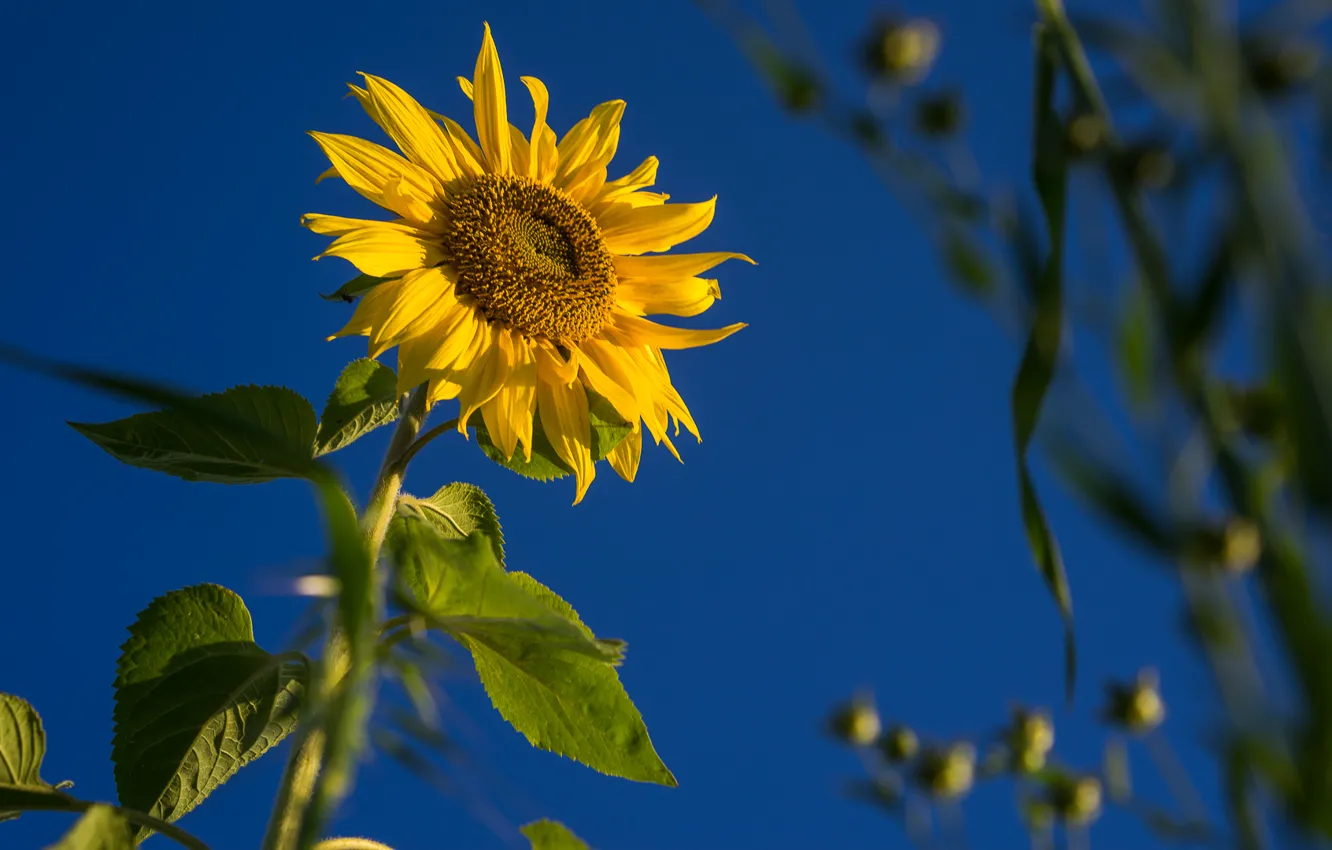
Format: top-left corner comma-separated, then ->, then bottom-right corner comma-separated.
263,388 -> 430,850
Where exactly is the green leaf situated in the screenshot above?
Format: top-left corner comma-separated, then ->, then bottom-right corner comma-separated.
314,358 -> 399,456
472,392 -> 631,482
70,385 -> 318,484
464,571 -> 674,785
0,693 -> 47,787
397,482 -> 504,565
0,693 -> 49,822
113,584 -> 307,839
44,806 -> 133,850
521,819 -> 591,850
320,273 -> 391,303
1012,24 -> 1076,702
388,519 -> 671,784
389,518 -> 617,662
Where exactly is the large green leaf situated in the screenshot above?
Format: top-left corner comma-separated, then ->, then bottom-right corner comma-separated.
113,585 -> 307,839
0,693 -> 47,787
388,519 -> 670,784
0,692 -> 49,822
44,806 -> 133,850
70,385 -> 318,484
472,392 -> 631,482
521,819 -> 591,850
314,358 -> 400,456
397,482 -> 504,565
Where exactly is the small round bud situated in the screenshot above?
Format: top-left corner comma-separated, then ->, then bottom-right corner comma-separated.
1221,518 -> 1262,574
1007,708 -> 1055,773
1104,669 -> 1166,734
880,724 -> 919,763
829,698 -> 882,746
914,741 -> 976,799
862,18 -> 941,85
1047,774 -> 1104,824
1065,113 -> 1106,157
914,92 -> 964,136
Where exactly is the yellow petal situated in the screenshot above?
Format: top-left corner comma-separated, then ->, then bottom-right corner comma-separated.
422,302 -> 484,371
330,274 -> 407,340
366,267 -> 460,357
554,100 -> 625,194
573,343 -> 639,424
607,427 -> 642,482
520,76 -> 555,181
360,74 -> 462,183
431,113 -> 486,177
599,197 -> 717,255
502,334 -> 538,460
457,76 -> 474,100
317,225 -> 445,278
581,338 -> 668,444
308,132 -> 444,227
509,125 -> 531,180
473,23 -> 511,175
616,277 -> 721,317
536,347 -> 594,504
453,322 -> 510,433
611,312 -> 746,350
595,156 -> 658,205
613,251 -> 755,282
315,166 -> 338,184
301,213 -> 420,236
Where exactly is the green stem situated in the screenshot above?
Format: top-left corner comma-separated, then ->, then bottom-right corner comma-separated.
263,387 -> 431,850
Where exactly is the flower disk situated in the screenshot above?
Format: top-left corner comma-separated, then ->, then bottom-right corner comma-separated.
304,22 -> 752,503
445,175 -> 616,343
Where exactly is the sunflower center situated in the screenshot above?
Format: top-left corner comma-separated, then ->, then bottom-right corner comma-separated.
444,174 -> 617,343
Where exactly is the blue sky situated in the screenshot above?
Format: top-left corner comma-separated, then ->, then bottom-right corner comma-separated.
1,0 -> 1226,847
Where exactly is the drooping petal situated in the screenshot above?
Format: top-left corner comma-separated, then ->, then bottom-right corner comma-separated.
502,333 -> 539,460
520,76 -> 556,182
430,113 -> 486,177
422,302 -> 483,371
596,156 -> 658,204
301,213 -> 421,236
365,267 -> 460,357
607,427 -> 642,482
613,251 -> 755,283
573,344 -> 639,424
453,321 -> 510,434
317,225 -> 445,278
535,347 -> 594,504
359,74 -> 462,183
599,197 -> 717,255
308,132 -> 444,227
581,338 -> 668,444
615,277 -> 721,317
611,311 -> 747,350
473,23 -> 511,175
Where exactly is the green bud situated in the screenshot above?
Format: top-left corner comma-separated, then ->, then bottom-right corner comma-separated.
914,92 -> 964,136
1104,669 -> 1166,734
829,698 -> 882,746
862,18 -> 941,84
1007,708 -> 1055,773
1065,113 -> 1107,157
879,724 -> 919,763
1047,774 -> 1104,824
1183,518 -> 1262,575
913,741 -> 976,799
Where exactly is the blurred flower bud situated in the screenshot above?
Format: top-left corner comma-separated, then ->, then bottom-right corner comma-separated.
1104,668 -> 1166,734
1184,517 -> 1262,575
1117,143 -> 1175,190
1007,707 -> 1055,773
1065,112 -> 1107,158
829,697 -> 882,746
1225,382 -> 1282,441
1248,40 -> 1321,95
1047,773 -> 1104,824
914,741 -> 976,799
863,18 -> 941,85
880,724 -> 919,763
914,92 -> 964,136
1022,798 -> 1056,830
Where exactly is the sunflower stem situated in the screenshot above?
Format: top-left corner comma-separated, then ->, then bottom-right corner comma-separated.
391,416 -> 461,472
263,387 -> 430,850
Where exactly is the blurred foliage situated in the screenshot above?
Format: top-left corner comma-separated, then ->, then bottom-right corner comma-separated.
703,0 -> 1332,846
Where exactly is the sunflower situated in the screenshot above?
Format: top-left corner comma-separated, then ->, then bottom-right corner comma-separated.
304,23 -> 749,503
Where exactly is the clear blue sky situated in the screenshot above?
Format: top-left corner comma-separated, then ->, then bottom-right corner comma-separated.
2,0 -> 1221,847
